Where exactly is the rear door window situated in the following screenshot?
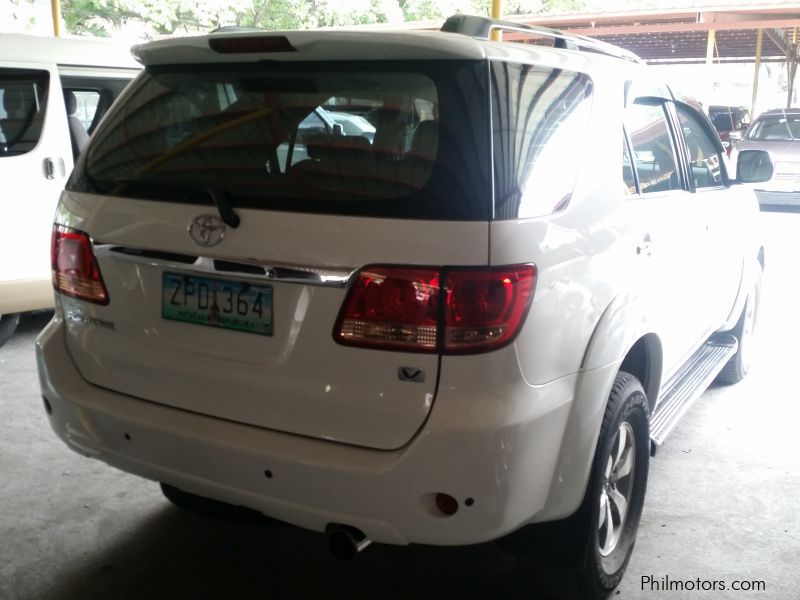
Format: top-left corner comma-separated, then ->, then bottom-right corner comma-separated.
69,61 -> 491,221
626,100 -> 683,194
0,68 -> 49,156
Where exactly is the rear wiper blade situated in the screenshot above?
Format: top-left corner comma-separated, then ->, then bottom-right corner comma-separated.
114,177 -> 240,228
208,188 -> 240,228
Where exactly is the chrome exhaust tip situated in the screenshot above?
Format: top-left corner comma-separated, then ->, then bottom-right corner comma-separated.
327,524 -> 372,561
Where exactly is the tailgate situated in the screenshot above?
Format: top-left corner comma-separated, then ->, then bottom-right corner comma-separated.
59,196 -> 488,449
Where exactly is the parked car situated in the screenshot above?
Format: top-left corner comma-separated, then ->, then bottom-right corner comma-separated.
732,108 -> 800,208
36,15 -> 765,599
708,104 -> 751,153
0,34 -> 139,347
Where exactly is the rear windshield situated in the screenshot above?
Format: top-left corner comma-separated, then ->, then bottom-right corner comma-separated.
747,114 -> 800,141
68,60 -> 491,221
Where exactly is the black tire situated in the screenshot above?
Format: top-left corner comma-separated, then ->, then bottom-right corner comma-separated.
508,371 -> 650,600
716,267 -> 761,385
0,313 -> 20,349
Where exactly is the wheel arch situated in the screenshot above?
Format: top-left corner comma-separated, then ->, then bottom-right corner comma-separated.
720,252 -> 764,332
619,333 -> 662,415
536,292 -> 663,522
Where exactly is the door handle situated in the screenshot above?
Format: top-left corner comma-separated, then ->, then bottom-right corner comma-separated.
637,233 -> 653,256
44,157 -> 64,180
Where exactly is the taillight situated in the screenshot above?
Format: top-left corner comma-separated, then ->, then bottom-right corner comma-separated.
334,264 -> 535,355
444,266 -> 536,354
334,267 -> 440,352
51,225 -> 109,305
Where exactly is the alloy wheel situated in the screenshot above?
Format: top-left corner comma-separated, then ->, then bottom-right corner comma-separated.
598,421 -> 636,557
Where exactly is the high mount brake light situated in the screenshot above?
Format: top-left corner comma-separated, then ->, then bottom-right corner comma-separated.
209,36 -> 297,54
334,265 -> 535,355
51,225 -> 109,305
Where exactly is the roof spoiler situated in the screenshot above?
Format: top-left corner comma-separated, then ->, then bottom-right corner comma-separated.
441,14 -> 643,64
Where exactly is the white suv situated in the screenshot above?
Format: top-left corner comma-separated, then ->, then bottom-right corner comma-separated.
37,16 -> 765,598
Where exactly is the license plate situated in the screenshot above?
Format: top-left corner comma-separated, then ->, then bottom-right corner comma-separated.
162,272 -> 273,336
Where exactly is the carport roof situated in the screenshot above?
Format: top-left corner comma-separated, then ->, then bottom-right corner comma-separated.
510,5 -> 800,63
385,4 -> 800,64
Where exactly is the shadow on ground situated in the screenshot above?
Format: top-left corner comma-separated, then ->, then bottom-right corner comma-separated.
30,501 -> 546,600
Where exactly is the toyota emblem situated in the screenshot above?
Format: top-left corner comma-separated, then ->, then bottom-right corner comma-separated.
188,215 -> 226,247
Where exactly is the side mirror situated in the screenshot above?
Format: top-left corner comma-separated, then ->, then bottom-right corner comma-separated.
737,150 -> 773,183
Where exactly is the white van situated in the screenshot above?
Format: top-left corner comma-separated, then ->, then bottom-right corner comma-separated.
0,34 -> 139,346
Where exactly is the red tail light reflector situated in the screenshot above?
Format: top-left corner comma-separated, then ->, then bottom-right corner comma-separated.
444,266 -> 536,354
334,267 -> 440,352
334,264 -> 535,355
51,225 -> 109,305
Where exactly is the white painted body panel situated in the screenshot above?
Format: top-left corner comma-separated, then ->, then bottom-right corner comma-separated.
0,62 -> 72,315
35,27 -> 762,545
39,314 -> 595,544
55,194 -> 489,450
0,35 -> 139,316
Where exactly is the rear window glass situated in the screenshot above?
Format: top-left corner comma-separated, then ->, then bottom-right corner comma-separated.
68,61 -> 491,221
0,68 -> 49,157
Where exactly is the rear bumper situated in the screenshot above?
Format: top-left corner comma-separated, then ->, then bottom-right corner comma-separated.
37,316 -> 595,546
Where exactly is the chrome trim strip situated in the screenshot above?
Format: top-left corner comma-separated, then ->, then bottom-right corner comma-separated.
93,244 -> 356,287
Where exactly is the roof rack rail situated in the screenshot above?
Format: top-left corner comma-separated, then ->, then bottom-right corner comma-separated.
440,14 -> 643,64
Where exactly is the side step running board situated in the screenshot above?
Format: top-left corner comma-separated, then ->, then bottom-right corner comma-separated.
650,333 -> 738,447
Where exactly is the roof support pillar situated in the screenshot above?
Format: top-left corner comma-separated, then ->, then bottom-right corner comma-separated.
491,0 -> 504,41
706,29 -> 716,64
788,28 -> 798,108
51,0 -> 61,36
752,29 -> 762,117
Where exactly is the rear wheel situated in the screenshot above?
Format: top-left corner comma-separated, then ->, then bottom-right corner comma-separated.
509,372 -> 650,599
0,313 -> 20,348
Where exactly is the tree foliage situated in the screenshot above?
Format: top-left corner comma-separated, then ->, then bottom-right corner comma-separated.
11,0 -> 587,38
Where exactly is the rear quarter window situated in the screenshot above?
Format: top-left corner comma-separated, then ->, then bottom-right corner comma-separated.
491,62 -> 593,219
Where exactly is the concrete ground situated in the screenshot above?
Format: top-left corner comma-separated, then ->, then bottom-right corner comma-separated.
1,211 -> 798,600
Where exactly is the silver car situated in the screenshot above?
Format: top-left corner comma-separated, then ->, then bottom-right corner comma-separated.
734,108 -> 800,207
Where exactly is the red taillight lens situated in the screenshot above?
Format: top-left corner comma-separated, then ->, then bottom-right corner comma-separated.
333,264 -> 535,354
334,267 -> 440,352
51,225 -> 109,305
444,265 -> 536,354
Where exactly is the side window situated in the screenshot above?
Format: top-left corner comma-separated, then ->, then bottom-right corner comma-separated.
675,104 -> 724,189
0,68 -> 49,156
492,62 -> 593,219
67,90 -> 101,130
626,101 -> 682,194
